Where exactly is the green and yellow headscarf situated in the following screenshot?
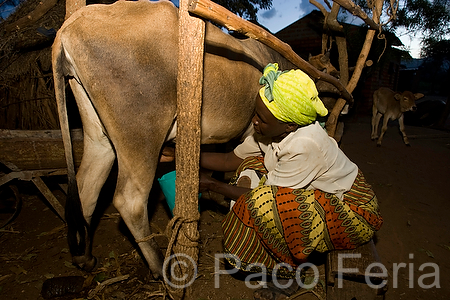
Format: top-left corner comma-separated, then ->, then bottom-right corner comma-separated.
259,63 -> 328,126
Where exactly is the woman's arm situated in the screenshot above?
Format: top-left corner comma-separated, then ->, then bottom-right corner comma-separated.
200,152 -> 250,199
161,146 -> 249,199
200,172 -> 251,200
160,146 -> 243,172
200,151 -> 244,172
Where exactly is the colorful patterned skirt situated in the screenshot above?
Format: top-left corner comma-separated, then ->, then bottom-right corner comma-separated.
222,157 -> 383,278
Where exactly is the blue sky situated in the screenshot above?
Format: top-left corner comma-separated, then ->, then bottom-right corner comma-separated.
257,0 -> 316,34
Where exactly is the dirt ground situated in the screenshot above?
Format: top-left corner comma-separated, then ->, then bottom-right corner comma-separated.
1,114 -> 449,300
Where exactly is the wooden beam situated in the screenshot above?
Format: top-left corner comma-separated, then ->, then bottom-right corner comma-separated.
0,129 -> 83,171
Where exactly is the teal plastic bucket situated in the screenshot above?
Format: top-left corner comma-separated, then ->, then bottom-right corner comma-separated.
157,171 -> 201,216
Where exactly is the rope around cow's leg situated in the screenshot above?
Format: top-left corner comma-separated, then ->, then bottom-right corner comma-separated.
135,215 -> 200,262
135,215 -> 200,248
135,233 -> 166,244
135,215 -> 200,299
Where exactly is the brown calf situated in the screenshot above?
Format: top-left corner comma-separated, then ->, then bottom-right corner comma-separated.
371,87 -> 424,146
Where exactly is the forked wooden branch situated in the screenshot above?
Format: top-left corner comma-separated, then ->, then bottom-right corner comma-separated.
188,0 -> 354,105
331,0 -> 381,31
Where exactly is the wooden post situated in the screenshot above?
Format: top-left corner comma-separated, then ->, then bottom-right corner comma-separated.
170,0 -> 205,298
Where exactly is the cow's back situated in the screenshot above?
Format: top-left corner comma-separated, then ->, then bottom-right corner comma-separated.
57,1 -> 180,154
58,0 -> 294,146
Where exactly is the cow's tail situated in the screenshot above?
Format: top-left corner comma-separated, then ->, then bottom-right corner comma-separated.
52,35 -> 91,261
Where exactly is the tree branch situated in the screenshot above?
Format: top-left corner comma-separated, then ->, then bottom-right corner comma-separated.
332,0 -> 381,31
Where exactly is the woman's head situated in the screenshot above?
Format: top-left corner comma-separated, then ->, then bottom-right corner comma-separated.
258,63 -> 328,126
252,93 -> 298,141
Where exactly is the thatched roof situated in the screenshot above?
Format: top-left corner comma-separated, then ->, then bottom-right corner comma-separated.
0,0 -> 66,129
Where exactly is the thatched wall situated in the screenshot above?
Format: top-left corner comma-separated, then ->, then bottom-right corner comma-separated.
0,0 -> 114,130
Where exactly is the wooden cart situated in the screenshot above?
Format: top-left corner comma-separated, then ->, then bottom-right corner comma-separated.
0,129 -> 83,222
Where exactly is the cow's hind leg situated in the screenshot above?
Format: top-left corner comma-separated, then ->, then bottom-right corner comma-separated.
68,79 -> 116,271
73,135 -> 115,270
113,160 -> 164,278
398,114 -> 411,146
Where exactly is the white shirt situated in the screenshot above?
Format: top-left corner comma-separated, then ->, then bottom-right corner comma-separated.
233,122 -> 358,199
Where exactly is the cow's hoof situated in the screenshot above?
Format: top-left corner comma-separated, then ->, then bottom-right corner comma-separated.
376,143 -> 381,147
406,144 -> 411,147
72,255 -> 98,272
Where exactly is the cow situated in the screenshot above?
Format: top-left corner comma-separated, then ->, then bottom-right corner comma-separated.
52,0 -> 298,279
371,87 -> 424,146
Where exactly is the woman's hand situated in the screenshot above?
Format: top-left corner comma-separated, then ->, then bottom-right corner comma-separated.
199,172 -> 215,193
199,171 -> 252,200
